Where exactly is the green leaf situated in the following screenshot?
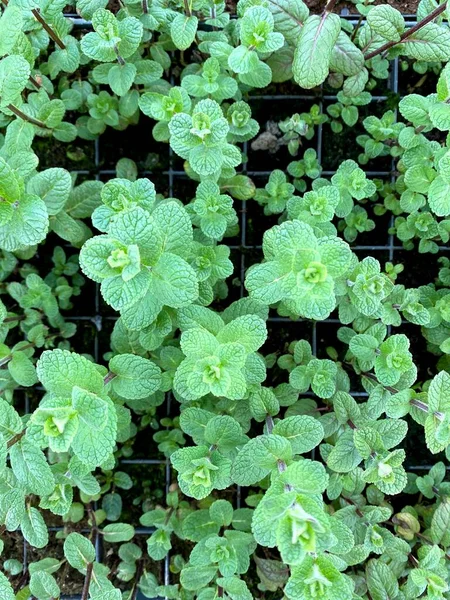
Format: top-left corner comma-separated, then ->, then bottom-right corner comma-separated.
0,573 -> 14,600
367,5 -> 405,42
180,565 -> 217,591
8,351 -> 38,387
152,200 -> 193,256
90,591 -> 121,600
217,576 -> 252,600
204,416 -> 244,452
330,32 -> 364,76
267,0 -> 308,44
272,415 -> 324,454
0,195 -> 48,252
10,438 -> 55,496
63,532 -> 96,571
366,559 -> 399,600
29,571 -> 60,600
231,435 -> 292,485
428,370 -> 450,413
216,314 -> 267,352
210,499 -> 234,527
293,14 -> 341,89
404,23 -> 450,61
21,507 -> 48,549
103,523 -> 135,542
27,168 -> 72,216
72,394 -> 117,468
0,398 -> 23,439
430,497 -> 450,547
249,387 -> 280,421
399,94 -> 432,128
151,252 -> 198,308
280,459 -> 329,494
0,55 -> 30,108
326,430 -> 362,473
183,510 -> 220,542
0,7 -> 23,58
37,349 -> 104,396
171,14 -> 198,51
66,180 -> 103,219
428,176 -> 450,216
108,63 -> 137,96
0,157 -> 23,203
109,353 -> 161,399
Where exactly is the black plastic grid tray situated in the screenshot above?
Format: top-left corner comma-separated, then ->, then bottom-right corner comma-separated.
14,10 -> 444,600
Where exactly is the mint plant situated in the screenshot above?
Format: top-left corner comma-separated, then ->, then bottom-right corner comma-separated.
1,0 -> 450,598
245,220 -> 352,319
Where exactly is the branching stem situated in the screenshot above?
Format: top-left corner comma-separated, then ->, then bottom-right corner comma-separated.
130,560 -> 144,600
351,11 -> 365,42
323,0 -> 339,13
7,430 -> 25,449
113,44 -> 125,65
103,371 -> 117,385
28,75 -> 42,90
7,105 -> 49,129
81,562 -> 94,600
31,8 -> 66,49
183,0 -> 192,17
365,2 -> 448,60
362,371 -> 445,421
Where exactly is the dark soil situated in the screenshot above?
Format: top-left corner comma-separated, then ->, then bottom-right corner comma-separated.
2,527 -> 168,595
340,0 -> 419,14
223,0 -> 420,16
74,0 -> 421,15
1,532 -> 85,595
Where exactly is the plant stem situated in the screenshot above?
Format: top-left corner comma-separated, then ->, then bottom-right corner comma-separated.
130,560 -> 144,600
103,371 -> 117,385
31,8 -> 66,49
7,430 -> 25,449
0,337 -> 54,369
113,44 -> 125,65
13,569 -> 29,594
3,315 -> 24,323
164,506 -> 175,525
142,0 -> 148,13
7,105 -> 49,129
0,356 -> 11,368
87,503 -> 98,533
362,371 -> 445,421
365,2 -> 448,60
350,12 -> 364,41
81,562 -> 94,600
183,0 -> 191,17
410,398 -> 444,421
351,0 -> 369,44
343,495 -> 364,517
265,415 -> 293,490
265,414 -> 274,434
28,75 -> 42,90
361,370 -> 398,394
323,0 -> 339,13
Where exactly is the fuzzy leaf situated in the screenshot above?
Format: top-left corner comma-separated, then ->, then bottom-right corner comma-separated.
109,353 -> 161,399
293,13 -> 341,89
171,14 -> 198,51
